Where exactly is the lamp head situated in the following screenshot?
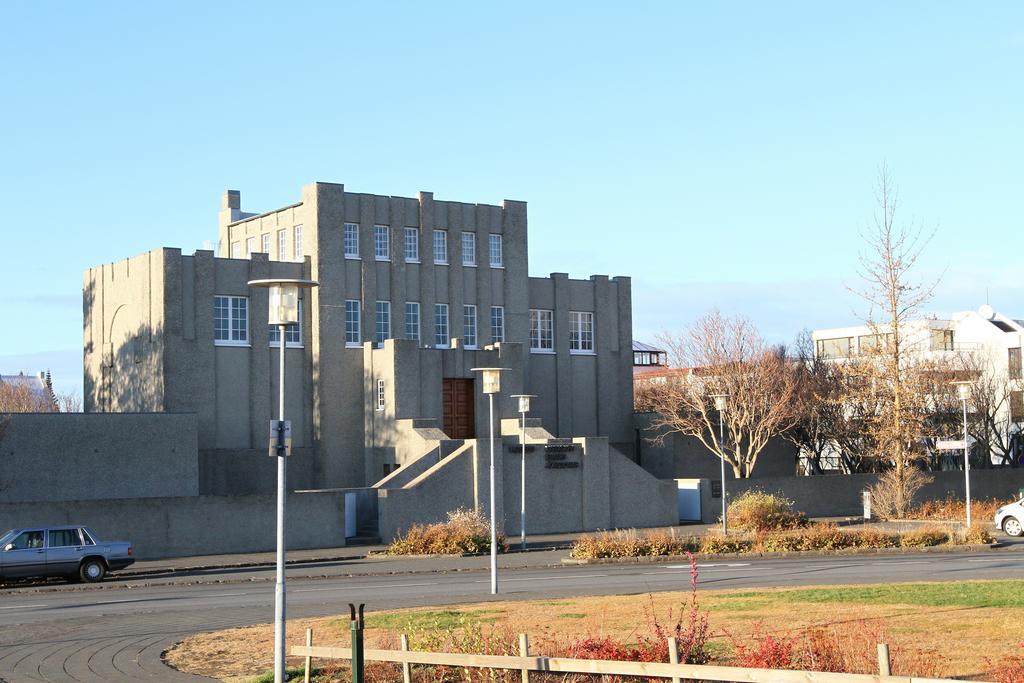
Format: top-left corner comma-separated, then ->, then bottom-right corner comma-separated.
711,393 -> 729,411
951,380 -> 973,402
511,394 -> 536,413
248,278 -> 319,326
470,367 -> 507,395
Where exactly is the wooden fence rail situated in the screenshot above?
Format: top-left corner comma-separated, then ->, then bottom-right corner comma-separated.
291,631 -> 977,683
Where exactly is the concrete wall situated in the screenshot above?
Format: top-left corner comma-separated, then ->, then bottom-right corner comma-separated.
635,412 -> 798,480
0,413 -> 198,503
695,468 -> 1024,522
0,491 -> 346,559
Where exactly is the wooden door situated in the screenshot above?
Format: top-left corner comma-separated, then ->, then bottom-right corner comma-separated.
442,378 -> 475,439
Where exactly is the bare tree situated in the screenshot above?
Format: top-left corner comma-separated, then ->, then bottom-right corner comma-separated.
645,310 -> 799,478
954,350 -> 1020,468
0,381 -> 59,412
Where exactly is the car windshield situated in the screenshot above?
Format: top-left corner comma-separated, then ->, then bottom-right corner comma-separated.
0,530 -> 14,546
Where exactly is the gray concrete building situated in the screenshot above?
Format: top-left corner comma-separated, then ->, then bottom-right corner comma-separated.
84,183 -> 635,492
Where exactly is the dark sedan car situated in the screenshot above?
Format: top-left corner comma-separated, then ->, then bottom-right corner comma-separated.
0,526 -> 134,583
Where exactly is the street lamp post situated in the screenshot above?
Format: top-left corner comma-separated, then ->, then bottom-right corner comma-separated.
249,278 -> 318,683
952,380 -> 974,527
510,394 -> 536,551
471,367 -> 506,594
711,394 -> 729,535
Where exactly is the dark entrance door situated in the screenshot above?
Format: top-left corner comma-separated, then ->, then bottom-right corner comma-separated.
442,378 -> 475,439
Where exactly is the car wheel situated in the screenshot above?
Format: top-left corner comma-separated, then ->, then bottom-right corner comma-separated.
79,558 -> 106,583
1003,517 -> 1023,537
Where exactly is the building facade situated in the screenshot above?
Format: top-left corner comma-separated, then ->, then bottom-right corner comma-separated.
85,183 -> 635,491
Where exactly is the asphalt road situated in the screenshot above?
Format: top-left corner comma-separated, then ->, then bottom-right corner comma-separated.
2,550 -> 1023,682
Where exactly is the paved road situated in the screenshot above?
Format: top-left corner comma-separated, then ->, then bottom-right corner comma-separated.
2,550 -> 1023,682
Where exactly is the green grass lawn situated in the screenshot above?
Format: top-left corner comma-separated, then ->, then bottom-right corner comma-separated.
708,579 -> 1024,609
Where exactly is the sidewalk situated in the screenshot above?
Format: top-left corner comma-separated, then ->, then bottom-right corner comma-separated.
120,516 -> 1004,579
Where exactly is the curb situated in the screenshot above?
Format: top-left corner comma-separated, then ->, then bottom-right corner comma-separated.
118,553 -> 371,578
561,543 -> 999,564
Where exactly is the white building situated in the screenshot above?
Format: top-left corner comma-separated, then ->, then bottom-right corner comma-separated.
812,304 -> 1024,467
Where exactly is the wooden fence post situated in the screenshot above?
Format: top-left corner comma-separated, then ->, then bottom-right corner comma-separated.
400,634 -> 412,683
667,637 -> 681,683
303,628 -> 313,683
877,643 -> 891,677
519,633 -> 530,683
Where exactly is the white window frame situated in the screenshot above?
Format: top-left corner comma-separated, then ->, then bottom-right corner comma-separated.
344,222 -> 360,259
261,233 -> 271,254
433,229 -> 448,265
530,309 -> 554,353
463,304 -> 478,348
461,231 -> 476,266
405,302 -> 420,341
569,311 -> 595,354
230,241 -> 242,258
489,234 -> 503,267
374,225 -> 390,261
376,379 -> 386,411
375,300 -> 391,344
246,237 -> 256,256
293,225 -> 303,261
404,227 -> 420,262
214,295 -> 249,346
269,300 -> 303,348
490,306 -> 505,343
277,229 -> 287,261
345,299 -> 361,347
434,303 -> 449,348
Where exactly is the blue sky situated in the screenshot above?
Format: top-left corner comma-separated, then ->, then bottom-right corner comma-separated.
1,2 -> 1022,397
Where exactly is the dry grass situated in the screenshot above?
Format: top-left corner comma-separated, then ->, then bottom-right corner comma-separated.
166,582 -> 1024,681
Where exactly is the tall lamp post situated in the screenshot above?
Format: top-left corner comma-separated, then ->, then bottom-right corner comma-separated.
471,367 -> 506,594
510,394 -> 536,551
249,277 -> 318,683
711,394 -> 729,535
952,380 -> 974,527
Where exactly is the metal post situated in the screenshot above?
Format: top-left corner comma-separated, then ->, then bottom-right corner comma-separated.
349,604 -> 365,683
520,407 -> 527,552
719,414 -> 727,536
303,628 -> 313,683
877,643 -> 891,676
489,392 -> 498,594
963,398 -> 972,527
274,323 -> 287,683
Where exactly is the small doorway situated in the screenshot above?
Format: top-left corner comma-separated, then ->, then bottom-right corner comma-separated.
442,378 -> 475,439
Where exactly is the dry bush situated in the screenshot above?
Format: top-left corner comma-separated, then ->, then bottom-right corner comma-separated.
699,533 -> 755,554
899,525 -> 950,548
846,528 -> 900,548
909,496 -> 1012,522
958,521 -> 995,545
988,643 -> 1024,683
867,468 -> 932,520
387,508 -> 507,555
728,490 -> 807,532
570,529 -> 700,559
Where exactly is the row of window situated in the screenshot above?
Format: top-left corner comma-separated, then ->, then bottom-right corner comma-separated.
344,301 -> 502,349
344,224 -> 503,267
231,226 -> 304,262
214,296 -> 596,354
816,329 -> 956,359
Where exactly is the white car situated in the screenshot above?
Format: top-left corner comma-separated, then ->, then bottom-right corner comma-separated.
995,499 -> 1024,537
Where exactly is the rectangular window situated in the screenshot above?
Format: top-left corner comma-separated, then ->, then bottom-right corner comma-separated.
461,232 -> 476,266
405,302 -> 420,341
930,328 -> 954,351
278,229 -> 287,261
293,225 -> 303,261
376,379 -> 386,411
433,230 -> 448,264
816,337 -> 853,359
230,241 -> 241,258
490,306 -> 505,343
435,303 -> 449,347
214,295 -> 249,345
344,222 -> 360,258
489,234 -> 503,267
858,333 -> 893,355
463,305 -> 478,348
530,309 -> 554,352
261,233 -> 271,254
1010,347 -> 1022,381
404,228 -> 420,262
570,311 -> 595,353
1012,390 -> 1024,423
374,225 -> 390,260
375,301 -> 391,343
246,237 -> 256,256
345,300 -> 361,346
269,301 -> 302,347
